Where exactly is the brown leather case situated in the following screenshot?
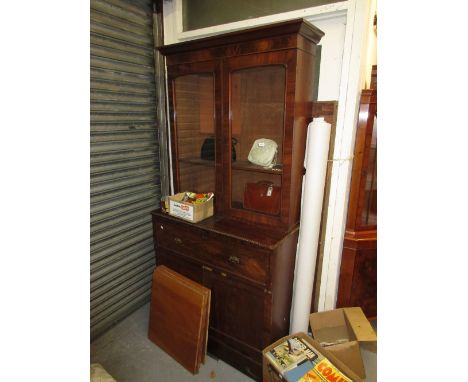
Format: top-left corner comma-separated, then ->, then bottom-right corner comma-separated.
243,181 -> 281,215
148,265 -> 211,374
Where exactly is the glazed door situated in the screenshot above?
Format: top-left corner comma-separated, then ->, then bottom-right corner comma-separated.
222,50 -> 297,227
167,61 -> 222,203
337,86 -> 377,318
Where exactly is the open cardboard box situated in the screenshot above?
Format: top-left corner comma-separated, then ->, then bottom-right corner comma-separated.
167,192 -> 214,223
262,332 -> 362,382
309,307 -> 377,380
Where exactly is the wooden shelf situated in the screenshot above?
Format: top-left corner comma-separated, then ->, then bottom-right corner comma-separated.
231,160 -> 283,175
231,201 -> 280,217
179,158 -> 216,167
179,158 -> 282,174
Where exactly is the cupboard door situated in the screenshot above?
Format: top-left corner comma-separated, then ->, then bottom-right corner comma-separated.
222,50 -> 297,225
202,268 -> 266,352
348,247 -> 377,318
167,61 -> 221,198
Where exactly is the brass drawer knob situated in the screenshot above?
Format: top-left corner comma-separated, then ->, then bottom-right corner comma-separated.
228,255 -> 240,265
174,237 -> 182,244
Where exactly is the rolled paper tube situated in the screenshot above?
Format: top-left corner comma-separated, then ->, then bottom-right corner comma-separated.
290,117 -> 331,334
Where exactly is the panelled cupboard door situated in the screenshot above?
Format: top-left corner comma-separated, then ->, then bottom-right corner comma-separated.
348,247 -> 377,317
202,267 -> 266,351
222,50 -> 297,227
156,247 -> 269,368
166,61 -> 222,200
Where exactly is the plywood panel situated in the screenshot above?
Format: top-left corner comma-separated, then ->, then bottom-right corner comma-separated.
148,265 -> 211,374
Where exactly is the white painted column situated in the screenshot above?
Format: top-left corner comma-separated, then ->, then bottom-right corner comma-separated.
317,0 -> 373,311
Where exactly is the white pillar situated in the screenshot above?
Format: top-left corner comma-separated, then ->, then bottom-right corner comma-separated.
318,0 -> 373,312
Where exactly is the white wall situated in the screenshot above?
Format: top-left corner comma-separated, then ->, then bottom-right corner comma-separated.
364,0 -> 377,87
317,0 -> 373,311
308,15 -> 347,101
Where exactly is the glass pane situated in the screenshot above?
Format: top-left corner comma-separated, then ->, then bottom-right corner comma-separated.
174,73 -> 215,193
230,65 -> 285,216
360,117 -> 377,226
183,0 -> 341,31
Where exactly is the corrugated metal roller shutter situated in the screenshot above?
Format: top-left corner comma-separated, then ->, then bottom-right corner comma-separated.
91,0 -> 160,339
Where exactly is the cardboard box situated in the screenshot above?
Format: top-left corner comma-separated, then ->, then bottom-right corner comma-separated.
262,332 -> 362,382
168,192 -> 214,223
309,307 -> 377,380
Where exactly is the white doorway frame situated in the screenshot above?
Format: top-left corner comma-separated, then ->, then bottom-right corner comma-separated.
163,1 -> 349,44
161,0 -> 374,311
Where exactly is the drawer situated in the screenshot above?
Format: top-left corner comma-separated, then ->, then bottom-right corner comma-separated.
154,219 -> 269,284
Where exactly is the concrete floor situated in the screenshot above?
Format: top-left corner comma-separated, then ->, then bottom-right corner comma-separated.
91,303 -> 376,381
360,334 -> 377,382
91,303 -> 255,382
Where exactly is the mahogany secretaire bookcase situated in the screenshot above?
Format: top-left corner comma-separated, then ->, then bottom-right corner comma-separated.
151,19 -> 324,380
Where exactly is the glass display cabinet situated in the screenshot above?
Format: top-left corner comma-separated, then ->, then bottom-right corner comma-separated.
152,19 -> 324,380
337,67 -> 377,319
163,20 -> 323,230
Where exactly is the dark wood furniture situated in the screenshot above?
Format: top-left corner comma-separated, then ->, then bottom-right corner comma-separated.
151,211 -> 300,379
152,20 -> 324,380
336,66 -> 377,318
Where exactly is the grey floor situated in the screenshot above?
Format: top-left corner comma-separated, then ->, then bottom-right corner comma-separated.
91,303 -> 376,381
91,303 -> 255,382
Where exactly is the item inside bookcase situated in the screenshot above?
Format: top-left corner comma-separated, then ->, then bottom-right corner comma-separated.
247,138 -> 278,168
166,192 -> 214,223
200,137 -> 238,161
243,181 -> 280,215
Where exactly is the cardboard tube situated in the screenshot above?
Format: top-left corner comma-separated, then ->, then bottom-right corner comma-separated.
290,117 -> 331,334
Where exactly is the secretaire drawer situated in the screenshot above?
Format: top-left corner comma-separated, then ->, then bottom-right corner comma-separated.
154,219 -> 269,284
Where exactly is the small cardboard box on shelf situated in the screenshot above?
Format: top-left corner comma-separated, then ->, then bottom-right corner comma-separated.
167,192 -> 214,223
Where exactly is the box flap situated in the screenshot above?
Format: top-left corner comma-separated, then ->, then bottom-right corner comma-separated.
312,326 -> 350,346
310,308 -> 346,330
326,341 -> 366,380
343,307 -> 377,342
309,309 -> 353,345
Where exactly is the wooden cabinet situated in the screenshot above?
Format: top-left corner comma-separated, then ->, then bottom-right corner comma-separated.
336,66 -> 377,318
152,19 -> 323,380
152,211 -> 299,379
